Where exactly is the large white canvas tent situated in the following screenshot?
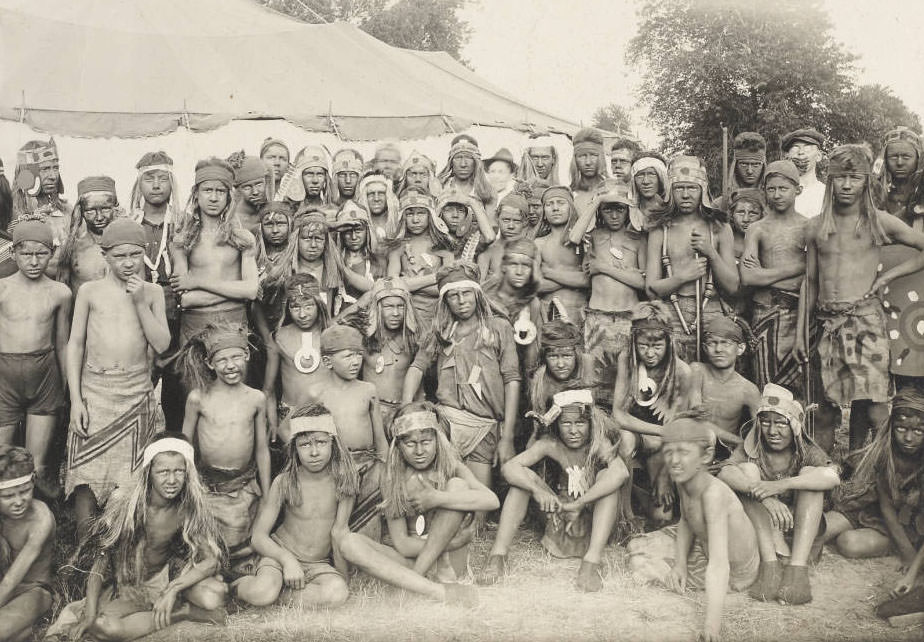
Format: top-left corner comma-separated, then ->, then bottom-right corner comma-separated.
0,0 -> 582,202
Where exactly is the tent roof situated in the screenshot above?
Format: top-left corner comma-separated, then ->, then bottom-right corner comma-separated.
0,0 -> 579,139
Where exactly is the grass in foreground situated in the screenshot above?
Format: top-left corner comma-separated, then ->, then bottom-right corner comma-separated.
105,525 -> 923,642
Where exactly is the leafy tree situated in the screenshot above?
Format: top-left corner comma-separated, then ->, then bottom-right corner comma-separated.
256,0 -> 471,62
626,0 -> 919,188
591,103 -> 633,135
828,84 -> 922,154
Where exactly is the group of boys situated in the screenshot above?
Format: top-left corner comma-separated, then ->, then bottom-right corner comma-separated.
0,124 -> 920,642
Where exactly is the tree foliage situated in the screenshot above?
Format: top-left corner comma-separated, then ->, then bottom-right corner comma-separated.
591,103 -> 633,135
627,0 -> 920,187
256,0 -> 471,62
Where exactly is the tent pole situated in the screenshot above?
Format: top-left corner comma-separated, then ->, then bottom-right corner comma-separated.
19,90 -> 25,124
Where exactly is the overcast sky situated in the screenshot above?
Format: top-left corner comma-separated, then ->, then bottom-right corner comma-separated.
461,0 -> 924,145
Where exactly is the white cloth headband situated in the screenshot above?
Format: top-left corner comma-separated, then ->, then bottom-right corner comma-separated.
142,438 -> 195,468
632,157 -> 667,174
0,473 -> 33,490
139,164 -> 174,176
552,389 -> 594,408
290,414 -> 338,438
438,279 -> 481,298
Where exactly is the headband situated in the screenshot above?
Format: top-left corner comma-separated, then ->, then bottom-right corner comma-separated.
138,163 -> 174,176
541,185 -> 573,203
734,150 -> 766,164
99,219 -> 147,249
632,316 -> 671,332
17,142 -> 57,166
0,473 -> 34,490
195,163 -> 234,188
704,317 -> 744,342
290,414 -> 338,437
12,220 -> 54,249
78,176 -> 116,198
552,389 -> 594,408
746,383 -> 805,459
448,140 -> 481,161
632,156 -> 667,175
260,202 -> 293,220
527,135 -> 555,149
892,390 -> 924,415
827,145 -> 872,178
333,153 -> 363,175
573,142 -> 602,156
438,279 -> 481,297
142,438 -> 195,468
203,326 -> 249,358
392,411 -> 440,438
320,324 -> 364,355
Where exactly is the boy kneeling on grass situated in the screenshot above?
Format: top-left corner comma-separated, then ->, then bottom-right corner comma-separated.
0,445 -> 55,642
233,403 -> 357,609
336,402 -> 498,606
478,389 -> 631,592
628,416 -> 759,642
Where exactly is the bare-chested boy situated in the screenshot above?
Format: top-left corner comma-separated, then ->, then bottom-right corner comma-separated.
306,325 -> 387,540
66,219 -> 171,531
170,158 -> 258,352
180,324 -> 270,572
57,176 -> 120,295
569,180 -> 646,407
232,156 -> 271,235
478,193 -> 529,280
479,390 -> 630,592
611,302 -> 693,521
0,445 -> 55,642
387,190 -> 451,332
336,403 -> 495,605
0,221 -> 70,497
628,417 -> 759,642
355,278 -> 420,430
264,274 -> 330,442
535,185 -> 589,326
646,156 -> 739,362
47,434 -> 227,641
234,404 -> 357,608
740,160 -> 808,393
688,317 -> 760,457
718,384 -> 839,605
569,128 -> 607,217
796,145 -> 924,454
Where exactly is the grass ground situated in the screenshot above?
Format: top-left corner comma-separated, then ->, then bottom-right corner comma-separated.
43,523 -> 920,642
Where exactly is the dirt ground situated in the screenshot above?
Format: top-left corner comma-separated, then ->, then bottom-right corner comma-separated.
55,524 -> 919,642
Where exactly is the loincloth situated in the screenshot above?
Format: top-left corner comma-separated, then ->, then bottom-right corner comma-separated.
0,348 -> 65,425
65,363 -> 163,503
410,292 -> 438,336
45,565 -> 171,639
584,308 -> 632,408
751,289 -> 804,391
627,524 -> 759,592
256,533 -> 341,585
349,448 -> 383,541
379,398 -> 401,437
437,404 -> 498,464
179,304 -> 249,346
200,464 -> 261,552
816,299 -> 890,405
669,294 -> 727,363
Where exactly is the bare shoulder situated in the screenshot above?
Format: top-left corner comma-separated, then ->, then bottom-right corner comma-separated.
805,216 -> 822,240
702,477 -> 732,511
28,499 -> 56,536
246,386 -> 266,404
50,278 -> 72,302
186,387 -> 203,407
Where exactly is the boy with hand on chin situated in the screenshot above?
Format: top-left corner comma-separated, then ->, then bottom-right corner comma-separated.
65,219 -> 171,531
